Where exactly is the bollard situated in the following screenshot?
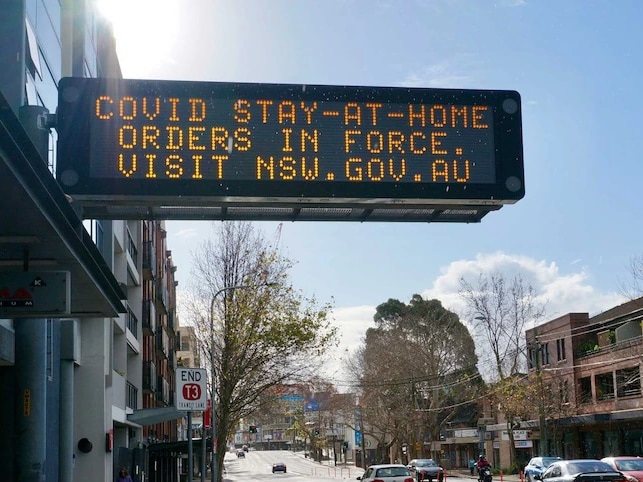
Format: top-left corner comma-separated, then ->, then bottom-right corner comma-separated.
500,470 -> 504,482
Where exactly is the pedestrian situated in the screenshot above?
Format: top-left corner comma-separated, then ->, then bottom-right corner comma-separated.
117,467 -> 133,482
469,458 -> 476,475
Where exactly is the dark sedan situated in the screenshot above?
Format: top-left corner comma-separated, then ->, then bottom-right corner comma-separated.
407,459 -> 444,482
272,462 -> 287,473
538,459 -> 626,482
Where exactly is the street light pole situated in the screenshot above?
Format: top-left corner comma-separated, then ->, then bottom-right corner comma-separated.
206,283 -> 272,482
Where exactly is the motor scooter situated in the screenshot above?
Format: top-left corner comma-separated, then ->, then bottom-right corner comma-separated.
478,467 -> 492,482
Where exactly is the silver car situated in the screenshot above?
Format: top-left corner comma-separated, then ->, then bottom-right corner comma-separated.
358,464 -> 413,482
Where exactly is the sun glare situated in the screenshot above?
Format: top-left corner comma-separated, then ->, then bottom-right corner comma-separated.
97,0 -> 180,75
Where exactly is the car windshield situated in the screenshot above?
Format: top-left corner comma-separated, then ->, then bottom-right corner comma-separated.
542,458 -> 561,467
377,467 -> 411,477
416,460 -> 437,467
615,460 -> 643,471
567,461 -> 613,474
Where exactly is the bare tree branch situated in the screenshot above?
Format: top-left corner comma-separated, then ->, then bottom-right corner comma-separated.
185,221 -> 337,479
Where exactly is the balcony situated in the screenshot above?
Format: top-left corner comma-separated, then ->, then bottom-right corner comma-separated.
143,360 -> 157,393
127,228 -> 138,267
156,326 -> 169,358
156,376 -> 170,405
168,310 -> 176,332
141,240 -> 156,281
126,306 -> 139,337
155,278 -> 168,314
142,299 -> 156,335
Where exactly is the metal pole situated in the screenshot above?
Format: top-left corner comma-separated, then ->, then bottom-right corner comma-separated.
200,406 -> 206,482
188,412 -> 193,482
535,328 -> 547,456
210,287 -> 235,482
211,291 -> 219,482
15,319 -> 47,482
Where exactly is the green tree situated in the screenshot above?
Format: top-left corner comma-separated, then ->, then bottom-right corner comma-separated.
355,295 -> 481,463
185,222 -> 337,480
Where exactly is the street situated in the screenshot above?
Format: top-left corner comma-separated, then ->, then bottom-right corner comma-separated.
219,450 -> 505,482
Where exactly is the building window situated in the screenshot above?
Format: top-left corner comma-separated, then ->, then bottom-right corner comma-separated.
181,335 -> 190,351
541,343 -> 550,365
556,338 -> 566,361
558,380 -> 569,404
616,367 -> 641,398
528,343 -> 542,369
579,377 -> 592,404
596,372 -> 615,401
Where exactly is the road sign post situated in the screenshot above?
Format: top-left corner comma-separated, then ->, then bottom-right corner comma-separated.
176,368 -> 207,482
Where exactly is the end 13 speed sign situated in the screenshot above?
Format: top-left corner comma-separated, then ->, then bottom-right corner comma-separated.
175,367 -> 207,411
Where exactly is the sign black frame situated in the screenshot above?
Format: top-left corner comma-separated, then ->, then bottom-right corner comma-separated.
55,77 -> 524,222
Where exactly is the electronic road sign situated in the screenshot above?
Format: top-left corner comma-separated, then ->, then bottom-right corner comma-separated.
56,77 -> 524,222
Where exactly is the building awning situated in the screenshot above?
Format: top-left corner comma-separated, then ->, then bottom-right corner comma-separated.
148,438 -> 213,455
127,407 -> 187,426
0,91 -> 126,317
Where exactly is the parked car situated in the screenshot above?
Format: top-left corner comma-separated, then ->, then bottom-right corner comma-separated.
358,464 -> 413,482
538,459 -> 626,482
525,457 -> 564,482
272,462 -> 287,473
601,457 -> 643,482
407,459 -> 444,482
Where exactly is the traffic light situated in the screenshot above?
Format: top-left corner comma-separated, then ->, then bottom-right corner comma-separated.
314,429 -> 320,436
249,425 -> 257,434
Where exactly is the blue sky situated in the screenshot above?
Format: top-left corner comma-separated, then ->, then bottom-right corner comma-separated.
101,0 -> 642,382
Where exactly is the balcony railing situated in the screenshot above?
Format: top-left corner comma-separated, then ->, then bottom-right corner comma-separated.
168,310 -> 176,331
143,360 -> 157,393
156,376 -> 170,405
126,306 -> 138,336
142,299 -> 156,335
141,240 -> 156,280
156,326 -> 169,358
127,229 -> 138,268
155,278 -> 168,314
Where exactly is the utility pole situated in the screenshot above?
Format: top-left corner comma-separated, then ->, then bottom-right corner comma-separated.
535,328 -> 547,456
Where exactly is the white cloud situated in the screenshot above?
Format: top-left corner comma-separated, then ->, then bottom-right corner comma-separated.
322,305 -> 376,385
420,252 -> 625,323
400,54 -> 490,89
401,61 -> 473,88
324,252 -> 626,385
177,251 -> 627,387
